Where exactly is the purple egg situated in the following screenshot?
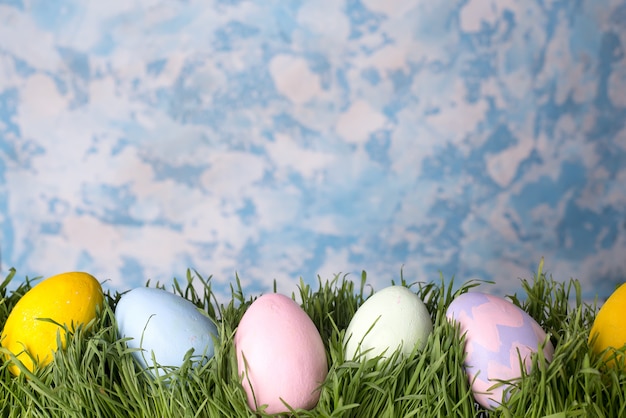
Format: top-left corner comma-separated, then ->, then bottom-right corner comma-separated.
446,292 -> 554,410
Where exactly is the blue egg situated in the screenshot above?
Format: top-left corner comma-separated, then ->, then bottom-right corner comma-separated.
115,287 -> 218,377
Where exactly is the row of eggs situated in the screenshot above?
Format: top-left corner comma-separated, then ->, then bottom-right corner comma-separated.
1,272 -> 625,412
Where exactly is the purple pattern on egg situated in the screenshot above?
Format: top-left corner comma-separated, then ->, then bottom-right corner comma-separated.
446,293 -> 554,410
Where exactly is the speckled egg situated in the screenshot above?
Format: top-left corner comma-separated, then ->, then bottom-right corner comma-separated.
235,293 -> 328,414
446,292 -> 554,410
344,285 -> 432,362
589,282 -> 626,368
115,287 -> 218,377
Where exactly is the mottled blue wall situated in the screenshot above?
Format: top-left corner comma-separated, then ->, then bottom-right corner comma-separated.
1,0 -> 625,300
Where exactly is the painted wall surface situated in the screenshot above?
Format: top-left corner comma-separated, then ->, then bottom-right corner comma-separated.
0,0 -> 625,301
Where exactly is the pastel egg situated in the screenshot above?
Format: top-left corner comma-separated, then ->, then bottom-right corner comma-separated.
235,293 -> 328,414
446,292 -> 554,410
589,283 -> 626,368
115,287 -> 218,377
344,286 -> 432,362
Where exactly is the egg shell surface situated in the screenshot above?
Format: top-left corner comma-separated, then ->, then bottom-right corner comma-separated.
115,287 -> 218,377
344,286 -> 432,362
589,282 -> 626,368
1,271 -> 104,375
235,293 -> 328,414
446,292 -> 554,410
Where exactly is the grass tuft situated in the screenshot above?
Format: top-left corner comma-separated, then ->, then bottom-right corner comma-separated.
0,264 -> 623,417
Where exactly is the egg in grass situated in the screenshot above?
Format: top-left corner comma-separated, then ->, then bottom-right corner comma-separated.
589,282 -> 626,368
235,293 -> 328,414
1,272 -> 104,375
115,287 -> 219,378
344,285 -> 432,362
446,292 -> 554,409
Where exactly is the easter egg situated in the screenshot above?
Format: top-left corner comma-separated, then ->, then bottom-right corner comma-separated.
235,293 -> 328,414
589,282 -> 626,367
344,286 -> 432,362
1,272 -> 104,375
115,287 -> 218,377
446,292 -> 554,409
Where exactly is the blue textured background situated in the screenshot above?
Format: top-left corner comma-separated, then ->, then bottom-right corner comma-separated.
0,0 -> 625,301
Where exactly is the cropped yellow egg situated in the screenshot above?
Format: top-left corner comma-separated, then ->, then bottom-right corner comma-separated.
589,283 -> 626,368
1,272 -> 104,375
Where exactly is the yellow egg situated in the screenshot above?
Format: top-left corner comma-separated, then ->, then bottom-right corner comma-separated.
1,272 -> 104,375
589,283 -> 626,368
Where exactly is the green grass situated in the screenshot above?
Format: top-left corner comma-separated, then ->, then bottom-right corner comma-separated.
0,261 -> 624,417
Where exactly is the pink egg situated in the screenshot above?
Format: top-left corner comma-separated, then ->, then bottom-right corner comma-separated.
235,293 -> 328,414
446,292 -> 554,410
